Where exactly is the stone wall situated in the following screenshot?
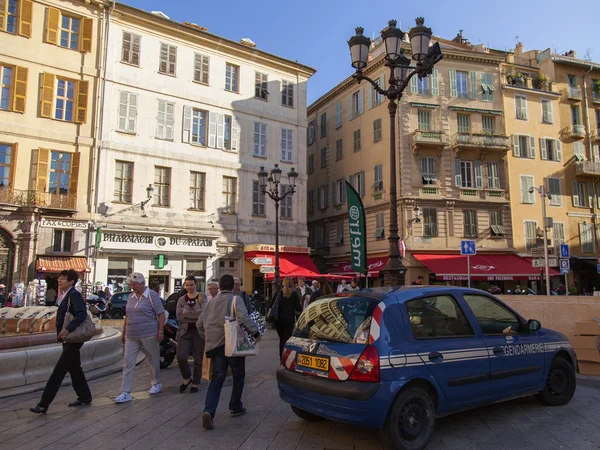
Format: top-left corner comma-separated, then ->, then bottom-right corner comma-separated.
499,295 -> 600,338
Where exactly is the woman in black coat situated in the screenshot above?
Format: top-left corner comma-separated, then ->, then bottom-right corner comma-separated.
275,277 -> 302,361
30,269 -> 92,413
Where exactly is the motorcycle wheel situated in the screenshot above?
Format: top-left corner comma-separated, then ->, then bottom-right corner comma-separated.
159,341 -> 176,369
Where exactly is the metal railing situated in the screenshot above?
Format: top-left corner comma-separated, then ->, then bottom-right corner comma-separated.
0,188 -> 77,210
568,87 -> 582,99
453,132 -> 511,149
575,161 -> 600,176
412,130 -> 447,146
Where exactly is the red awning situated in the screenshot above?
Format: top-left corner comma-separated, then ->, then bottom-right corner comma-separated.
413,253 -> 560,281
246,253 -> 320,280
328,256 -> 388,277
37,256 -> 91,273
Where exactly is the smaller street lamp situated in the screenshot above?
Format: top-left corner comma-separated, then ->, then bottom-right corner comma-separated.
141,184 -> 155,218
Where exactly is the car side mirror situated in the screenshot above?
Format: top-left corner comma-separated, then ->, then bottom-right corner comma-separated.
527,319 -> 541,332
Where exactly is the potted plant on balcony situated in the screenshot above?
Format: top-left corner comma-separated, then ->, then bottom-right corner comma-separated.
533,73 -> 549,90
505,66 -> 516,84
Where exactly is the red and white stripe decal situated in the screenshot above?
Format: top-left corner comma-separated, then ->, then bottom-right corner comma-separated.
369,302 -> 386,344
283,349 -> 297,371
328,356 -> 357,380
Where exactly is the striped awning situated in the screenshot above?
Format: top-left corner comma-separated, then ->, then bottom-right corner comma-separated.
36,256 -> 91,273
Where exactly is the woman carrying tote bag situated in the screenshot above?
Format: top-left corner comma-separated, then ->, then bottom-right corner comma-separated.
30,269 -> 93,414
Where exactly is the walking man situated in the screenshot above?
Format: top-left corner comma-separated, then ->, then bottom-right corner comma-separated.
197,275 -> 260,430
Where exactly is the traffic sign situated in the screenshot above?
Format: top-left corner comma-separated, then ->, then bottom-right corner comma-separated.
560,268 -> 570,275
259,266 -> 275,274
532,257 -> 558,268
251,257 -> 273,265
559,259 -> 570,270
531,247 -> 555,257
460,240 -> 476,255
560,244 -> 570,259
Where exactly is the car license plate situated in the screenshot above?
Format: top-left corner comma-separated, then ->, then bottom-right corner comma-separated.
296,353 -> 329,372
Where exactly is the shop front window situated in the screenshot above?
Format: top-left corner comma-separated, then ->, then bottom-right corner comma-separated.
107,257 -> 131,293
186,260 -> 206,292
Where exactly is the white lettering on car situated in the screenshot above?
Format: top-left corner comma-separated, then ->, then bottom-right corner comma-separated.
502,343 -> 545,357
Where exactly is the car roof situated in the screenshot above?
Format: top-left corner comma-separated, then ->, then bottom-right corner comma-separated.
356,286 -> 492,304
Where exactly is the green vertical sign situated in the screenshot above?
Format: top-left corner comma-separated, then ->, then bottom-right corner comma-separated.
345,181 -> 367,275
95,227 -> 102,249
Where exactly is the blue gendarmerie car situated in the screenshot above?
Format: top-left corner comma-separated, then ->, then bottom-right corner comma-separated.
276,287 -> 577,450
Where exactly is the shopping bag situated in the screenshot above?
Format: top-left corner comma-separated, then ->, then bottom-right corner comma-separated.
224,296 -> 258,357
202,352 -> 212,381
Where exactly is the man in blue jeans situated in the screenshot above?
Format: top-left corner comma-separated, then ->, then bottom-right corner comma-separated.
197,274 -> 259,429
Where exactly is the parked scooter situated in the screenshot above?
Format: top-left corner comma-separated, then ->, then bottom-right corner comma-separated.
86,293 -> 110,319
159,312 -> 178,369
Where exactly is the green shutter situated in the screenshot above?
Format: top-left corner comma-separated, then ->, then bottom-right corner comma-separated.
454,159 -> 462,186
513,134 -> 520,157
572,181 -> 579,207
449,69 -> 457,97
348,95 -> 353,120
469,71 -> 477,99
367,82 -> 373,110
432,68 -> 439,96
410,76 -> 418,94
540,138 -> 548,160
360,170 -> 365,197
332,181 -> 337,205
474,160 -> 482,188
556,140 -> 562,161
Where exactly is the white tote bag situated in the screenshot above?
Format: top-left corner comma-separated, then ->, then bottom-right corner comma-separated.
224,296 -> 258,357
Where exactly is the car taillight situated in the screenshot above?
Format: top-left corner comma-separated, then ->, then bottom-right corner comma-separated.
348,345 -> 380,382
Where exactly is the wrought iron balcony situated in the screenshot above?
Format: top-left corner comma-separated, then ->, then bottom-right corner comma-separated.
568,87 -> 582,100
575,161 -> 600,177
571,125 -> 586,138
411,130 -> 448,149
453,132 -> 511,151
0,188 -> 77,210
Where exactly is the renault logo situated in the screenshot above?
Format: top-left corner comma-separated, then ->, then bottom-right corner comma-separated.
309,343 -> 318,353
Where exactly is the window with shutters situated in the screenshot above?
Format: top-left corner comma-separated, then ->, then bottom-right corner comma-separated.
490,211 -> 504,237
189,171 -> 206,210
524,221 -> 537,250
318,185 -> 329,209
255,71 -> 268,100
191,108 -> 208,145
49,151 -> 72,195
153,166 -> 171,207
375,212 -> 385,239
319,223 -> 330,247
159,43 -> 177,75
252,180 -> 265,216
541,99 -> 553,124
418,110 -> 431,131
1,0 -> 18,34
372,79 -> 384,106
281,80 -> 294,107
373,118 -> 382,142
456,71 -> 468,98
463,210 -> 477,237
280,185 -> 293,219
40,73 -> 87,123
335,139 -> 343,160
193,53 -> 210,84
0,144 -> 15,187
307,190 -> 315,214
552,222 -> 565,245
596,109 -> 600,129
580,223 -> 595,253
53,229 -> 72,253
320,147 -> 327,168
423,208 -> 437,237
421,157 -> 436,185
460,161 -> 474,188
574,141 -> 585,161
514,134 -> 534,159
352,171 -> 365,196
55,78 -> 75,122
121,31 -> 141,66
156,99 -> 174,140
59,14 -> 79,50
486,161 -> 500,188
516,95 -> 528,120
222,176 -> 236,214
457,114 -> 470,133
520,175 -> 534,204
482,116 -> 495,134
280,128 -> 293,162
114,161 -> 133,203
352,90 -> 362,116
0,65 -> 13,111
308,120 -> 315,145
335,102 -> 342,128
417,77 -> 429,95
353,129 -> 361,152
543,139 -> 561,162
225,63 -> 239,92
481,73 -> 494,101
573,181 -> 586,208
320,112 -> 327,137
374,164 -> 383,192
253,122 -> 267,157
224,115 -> 232,150
571,105 -> 582,126
334,179 -> 346,204
336,220 -> 344,245
308,154 -> 314,174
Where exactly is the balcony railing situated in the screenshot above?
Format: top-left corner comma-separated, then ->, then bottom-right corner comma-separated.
485,189 -> 507,201
0,188 -> 77,210
412,130 -> 448,147
568,87 -> 582,100
420,186 -> 439,196
453,132 -> 511,151
571,125 -> 586,138
575,161 -> 600,176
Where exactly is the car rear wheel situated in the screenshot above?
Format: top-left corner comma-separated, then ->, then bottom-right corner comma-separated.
291,405 -> 323,422
111,309 -> 124,320
535,357 -> 576,406
382,387 -> 435,450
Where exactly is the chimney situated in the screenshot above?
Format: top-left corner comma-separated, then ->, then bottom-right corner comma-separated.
565,50 -> 577,58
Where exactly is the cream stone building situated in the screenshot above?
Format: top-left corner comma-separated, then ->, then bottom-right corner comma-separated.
0,0 -> 109,288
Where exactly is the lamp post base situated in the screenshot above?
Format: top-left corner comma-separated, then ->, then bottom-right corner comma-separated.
381,265 -> 406,287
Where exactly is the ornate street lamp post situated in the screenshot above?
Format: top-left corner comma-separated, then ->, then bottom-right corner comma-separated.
348,18 -> 442,286
257,164 -> 298,294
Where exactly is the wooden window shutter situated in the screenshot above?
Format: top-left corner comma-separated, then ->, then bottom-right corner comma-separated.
45,7 -> 60,45
8,143 -> 18,188
448,69 -> 457,97
80,18 -> 93,53
512,134 -> 520,157
40,72 -> 55,118
469,71 -> 477,99
18,0 -> 33,37
0,0 -> 5,32
431,68 -> 439,96
68,152 -> 80,194
182,105 -> 192,143
12,66 -> 28,113
36,148 -> 50,192
76,80 -> 88,123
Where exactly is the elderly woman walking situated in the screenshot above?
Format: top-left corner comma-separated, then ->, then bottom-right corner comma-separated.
176,276 -> 206,393
114,273 -> 165,404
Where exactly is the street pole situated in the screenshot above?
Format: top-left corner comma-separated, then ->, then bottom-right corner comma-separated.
540,187 -> 551,296
274,194 -> 281,296
467,254 -> 471,288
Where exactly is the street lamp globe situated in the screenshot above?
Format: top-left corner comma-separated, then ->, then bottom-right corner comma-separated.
348,27 -> 371,69
271,164 -> 282,185
288,167 -> 298,189
408,17 -> 432,62
393,65 -> 411,83
381,19 -> 404,62
257,166 -> 269,189
146,184 -> 154,199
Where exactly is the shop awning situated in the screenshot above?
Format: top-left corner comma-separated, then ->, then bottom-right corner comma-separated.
263,254 -> 321,280
328,256 -> 388,277
414,253 -> 560,281
37,256 -> 91,273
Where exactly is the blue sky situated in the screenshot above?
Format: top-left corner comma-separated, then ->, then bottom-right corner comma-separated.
121,0 -> 598,105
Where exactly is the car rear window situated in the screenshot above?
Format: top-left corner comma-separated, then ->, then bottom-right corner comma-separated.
293,296 -> 380,344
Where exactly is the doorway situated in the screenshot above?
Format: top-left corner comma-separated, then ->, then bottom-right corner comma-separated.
149,272 -> 170,300
0,228 -> 14,287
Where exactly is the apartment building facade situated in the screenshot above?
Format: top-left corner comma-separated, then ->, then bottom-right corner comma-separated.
307,36 -> 551,289
0,0 -> 109,287
93,4 -> 314,296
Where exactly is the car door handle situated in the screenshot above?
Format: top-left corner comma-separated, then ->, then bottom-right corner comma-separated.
493,347 -> 504,356
428,352 -> 443,361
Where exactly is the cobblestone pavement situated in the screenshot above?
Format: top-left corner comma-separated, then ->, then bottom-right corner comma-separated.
0,331 -> 599,450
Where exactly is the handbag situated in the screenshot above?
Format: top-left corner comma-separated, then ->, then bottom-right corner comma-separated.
224,296 -> 258,357
266,292 -> 281,323
62,292 -> 95,344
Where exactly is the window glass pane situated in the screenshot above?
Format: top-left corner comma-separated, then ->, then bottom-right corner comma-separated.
406,295 -> 473,338
463,295 -> 520,335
